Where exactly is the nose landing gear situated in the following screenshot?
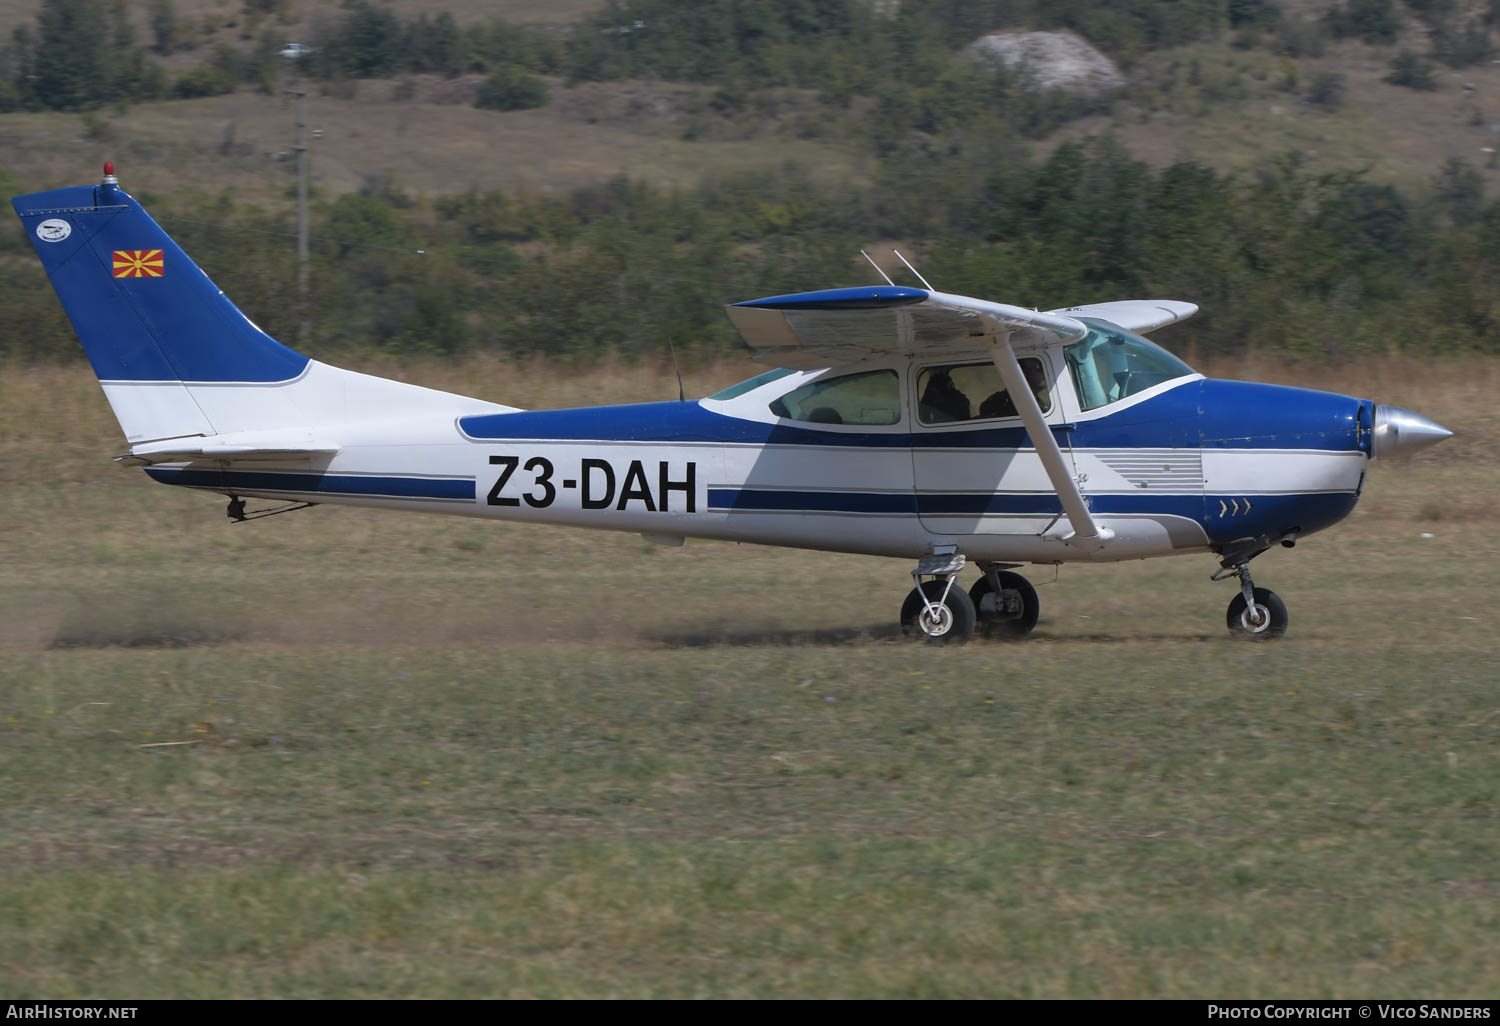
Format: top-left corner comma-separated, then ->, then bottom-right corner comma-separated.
1214,560 -> 1289,638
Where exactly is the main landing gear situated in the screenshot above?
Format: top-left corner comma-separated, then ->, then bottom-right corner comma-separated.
899,549 -> 1292,643
1213,560 -> 1289,639
901,551 -> 1040,644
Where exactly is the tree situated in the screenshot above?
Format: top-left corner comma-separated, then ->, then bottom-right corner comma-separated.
341,1 -> 401,78
147,0 -> 177,54
428,12 -> 463,76
32,0 -> 114,110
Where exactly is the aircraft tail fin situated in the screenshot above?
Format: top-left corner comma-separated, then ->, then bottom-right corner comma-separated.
13,167 -> 514,447
13,167 -> 310,443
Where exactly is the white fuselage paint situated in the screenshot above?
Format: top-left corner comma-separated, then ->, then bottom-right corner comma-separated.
139,351 -> 1368,565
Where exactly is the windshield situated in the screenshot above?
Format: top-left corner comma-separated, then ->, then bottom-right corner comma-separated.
709,367 -> 795,400
1064,320 -> 1196,412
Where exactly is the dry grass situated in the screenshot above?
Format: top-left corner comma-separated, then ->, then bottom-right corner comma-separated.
3,353 -> 1498,997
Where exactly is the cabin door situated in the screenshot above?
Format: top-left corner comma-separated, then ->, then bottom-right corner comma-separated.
909,353 -> 1075,538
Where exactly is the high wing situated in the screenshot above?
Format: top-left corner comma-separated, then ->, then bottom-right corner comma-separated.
1045,299 -> 1198,334
724,285 -> 1170,551
725,286 -> 1090,368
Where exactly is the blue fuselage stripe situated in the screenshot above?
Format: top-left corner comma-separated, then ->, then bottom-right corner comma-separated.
709,489 -> 920,513
144,467 -> 474,501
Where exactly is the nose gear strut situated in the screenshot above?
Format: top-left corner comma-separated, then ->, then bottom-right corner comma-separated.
1212,559 -> 1289,638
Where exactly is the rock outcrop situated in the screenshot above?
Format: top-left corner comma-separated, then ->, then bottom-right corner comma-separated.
964,31 -> 1125,97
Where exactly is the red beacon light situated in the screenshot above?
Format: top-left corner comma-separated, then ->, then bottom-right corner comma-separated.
103,161 -> 114,177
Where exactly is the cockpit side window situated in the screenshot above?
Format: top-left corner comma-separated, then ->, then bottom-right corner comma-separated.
768,369 -> 901,426
1064,321 -> 1196,412
915,359 -> 1050,426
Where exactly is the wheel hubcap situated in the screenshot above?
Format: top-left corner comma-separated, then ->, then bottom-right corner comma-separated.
921,607 -> 953,636
1241,604 -> 1270,632
980,591 -> 1018,620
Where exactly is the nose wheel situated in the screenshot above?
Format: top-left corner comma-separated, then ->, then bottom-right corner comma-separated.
1215,561 -> 1289,638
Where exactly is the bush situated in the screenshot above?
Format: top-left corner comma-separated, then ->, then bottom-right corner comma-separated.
1306,71 -> 1346,109
1386,49 -> 1438,89
474,65 -> 549,111
1326,0 -> 1402,43
1272,14 -> 1328,57
1431,19 -> 1494,67
172,61 -> 235,98
1228,0 -> 1282,29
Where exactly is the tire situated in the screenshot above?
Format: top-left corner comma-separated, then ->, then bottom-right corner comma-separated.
968,571 -> 1040,639
900,580 -> 976,644
1226,587 -> 1289,639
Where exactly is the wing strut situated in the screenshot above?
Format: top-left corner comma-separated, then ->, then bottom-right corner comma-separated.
984,334 -> 1113,550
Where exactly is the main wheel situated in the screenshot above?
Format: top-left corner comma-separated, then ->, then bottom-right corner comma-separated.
900,580 -> 976,644
1226,587 -> 1289,638
968,571 -> 1040,639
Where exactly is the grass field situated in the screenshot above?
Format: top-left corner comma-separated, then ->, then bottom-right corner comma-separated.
1,355 -> 1498,997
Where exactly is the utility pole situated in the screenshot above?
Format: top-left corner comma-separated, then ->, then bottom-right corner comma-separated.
290,85 -> 310,343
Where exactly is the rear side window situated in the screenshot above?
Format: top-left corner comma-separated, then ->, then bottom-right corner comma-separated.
769,369 -> 901,426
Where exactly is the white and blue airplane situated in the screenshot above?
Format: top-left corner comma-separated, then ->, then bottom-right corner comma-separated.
14,165 -> 1453,642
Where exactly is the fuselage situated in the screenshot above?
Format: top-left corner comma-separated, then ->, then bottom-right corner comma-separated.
142,344 -> 1372,565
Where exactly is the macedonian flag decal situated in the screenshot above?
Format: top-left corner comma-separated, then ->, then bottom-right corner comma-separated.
112,250 -> 165,278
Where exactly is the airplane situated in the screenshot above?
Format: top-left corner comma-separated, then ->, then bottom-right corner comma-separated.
12,165 -> 1454,643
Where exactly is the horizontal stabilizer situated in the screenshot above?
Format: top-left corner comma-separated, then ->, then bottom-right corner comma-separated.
115,435 -> 340,466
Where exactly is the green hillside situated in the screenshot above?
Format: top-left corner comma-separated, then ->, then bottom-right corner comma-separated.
6,0 -> 1500,362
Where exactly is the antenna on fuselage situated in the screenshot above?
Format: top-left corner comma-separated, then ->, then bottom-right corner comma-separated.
861,249 -> 896,286
893,249 -> 935,291
666,335 -> 686,402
